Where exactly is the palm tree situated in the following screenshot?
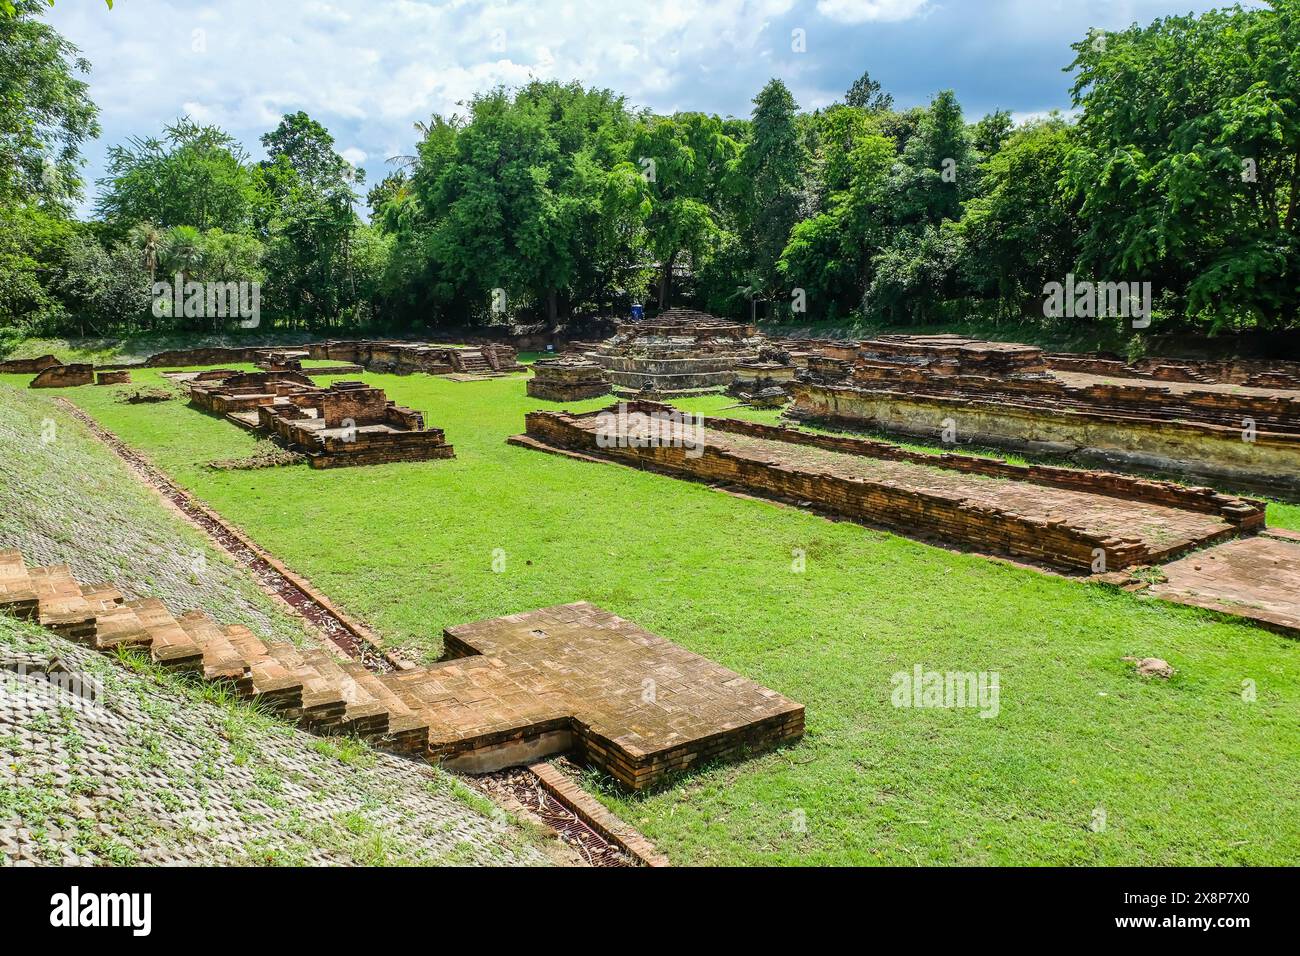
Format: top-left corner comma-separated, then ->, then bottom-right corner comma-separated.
160,225 -> 204,282
126,221 -> 163,279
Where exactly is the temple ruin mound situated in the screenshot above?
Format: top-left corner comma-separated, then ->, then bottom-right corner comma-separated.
585,307 -> 765,396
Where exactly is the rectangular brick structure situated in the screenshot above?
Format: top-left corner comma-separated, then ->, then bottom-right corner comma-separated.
516,401 -> 1265,572
421,603 -> 805,788
187,373 -> 454,468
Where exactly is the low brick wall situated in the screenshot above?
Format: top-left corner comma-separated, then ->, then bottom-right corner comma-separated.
29,364 -> 93,388
523,402 -> 1262,571
0,354 -> 61,374
789,383 -> 1300,500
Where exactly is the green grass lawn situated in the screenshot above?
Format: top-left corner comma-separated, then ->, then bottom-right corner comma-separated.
4,368 -> 1298,866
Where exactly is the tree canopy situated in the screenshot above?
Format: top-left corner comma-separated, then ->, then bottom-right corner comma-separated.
5,0 -> 1300,343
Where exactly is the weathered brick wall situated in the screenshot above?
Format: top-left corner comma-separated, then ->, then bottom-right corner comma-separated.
29,364 -> 93,388
524,405 -> 1255,571
695,408 -> 1263,527
0,355 -> 61,374
789,383 -> 1300,500
318,387 -> 389,427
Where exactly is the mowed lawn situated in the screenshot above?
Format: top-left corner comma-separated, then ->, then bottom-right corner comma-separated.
6,367 -> 1299,866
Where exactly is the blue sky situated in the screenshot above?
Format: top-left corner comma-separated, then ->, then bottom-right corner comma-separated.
47,0 -> 1263,214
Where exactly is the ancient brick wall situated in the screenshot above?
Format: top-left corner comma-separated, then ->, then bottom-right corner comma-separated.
789,383 -> 1300,499
317,387 -> 390,427
0,355 -> 61,374
524,404 -> 1259,570
29,364 -> 93,388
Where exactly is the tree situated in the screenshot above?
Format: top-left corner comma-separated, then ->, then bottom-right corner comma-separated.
261,111 -> 356,191
735,79 -> 808,306
96,118 -> 257,233
1064,1 -> 1300,330
779,114 -> 895,319
632,112 -> 741,308
0,0 -> 99,206
972,110 -> 1013,157
956,117 -> 1080,317
861,90 -> 976,322
845,70 -> 894,112
366,171 -> 408,226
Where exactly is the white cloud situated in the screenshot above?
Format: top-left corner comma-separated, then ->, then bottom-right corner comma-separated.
340,147 -> 368,166
815,0 -> 929,23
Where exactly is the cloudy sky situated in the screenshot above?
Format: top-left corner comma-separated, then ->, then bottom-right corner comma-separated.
48,0 -> 1260,213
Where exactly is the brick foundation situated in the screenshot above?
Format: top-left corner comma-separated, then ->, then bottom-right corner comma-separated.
518,401 -> 1264,572
29,364 -> 93,388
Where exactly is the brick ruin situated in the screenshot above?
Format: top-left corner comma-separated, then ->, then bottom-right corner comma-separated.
29,363 -> 94,388
1045,352 -> 1300,389
94,371 -> 132,386
584,308 -> 765,397
86,340 -> 525,377
252,348 -> 363,377
787,335 -> 1300,498
1,552 -> 804,791
515,400 -> 1266,573
527,354 -> 611,402
0,354 -> 61,375
187,372 -> 454,468
728,344 -> 800,407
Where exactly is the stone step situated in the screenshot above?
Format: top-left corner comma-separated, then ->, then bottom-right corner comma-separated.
175,609 -> 250,682
125,599 -> 204,671
88,603 -> 154,652
263,643 -> 348,731
222,625 -> 304,710
339,660 -> 430,752
0,550 -> 38,620
29,565 -> 97,641
81,583 -> 125,610
301,649 -> 390,738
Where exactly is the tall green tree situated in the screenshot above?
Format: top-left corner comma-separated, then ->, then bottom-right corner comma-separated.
0,0 -> 99,206
632,112 -> 741,308
96,118 -> 258,233
957,117 -> 1080,316
736,79 -> 807,306
1065,0 -> 1300,330
258,111 -> 368,330
844,70 -> 894,112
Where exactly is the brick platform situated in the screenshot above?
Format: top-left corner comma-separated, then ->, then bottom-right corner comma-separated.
1147,534 -> 1300,636
788,335 -> 1300,497
586,308 -> 764,395
427,603 -> 804,788
1,552 -> 802,790
517,401 -> 1265,572
527,355 -> 611,402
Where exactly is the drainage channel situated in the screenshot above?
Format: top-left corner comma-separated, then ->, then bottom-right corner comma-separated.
56,397 -> 393,671
477,766 -> 634,867
56,396 -> 637,867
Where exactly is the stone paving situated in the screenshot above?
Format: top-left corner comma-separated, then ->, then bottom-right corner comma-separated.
0,616 -> 548,867
0,387 -> 306,645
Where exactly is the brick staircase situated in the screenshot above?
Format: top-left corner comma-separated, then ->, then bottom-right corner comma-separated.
454,349 -> 494,374
0,549 -> 429,755
2,549 -> 804,790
